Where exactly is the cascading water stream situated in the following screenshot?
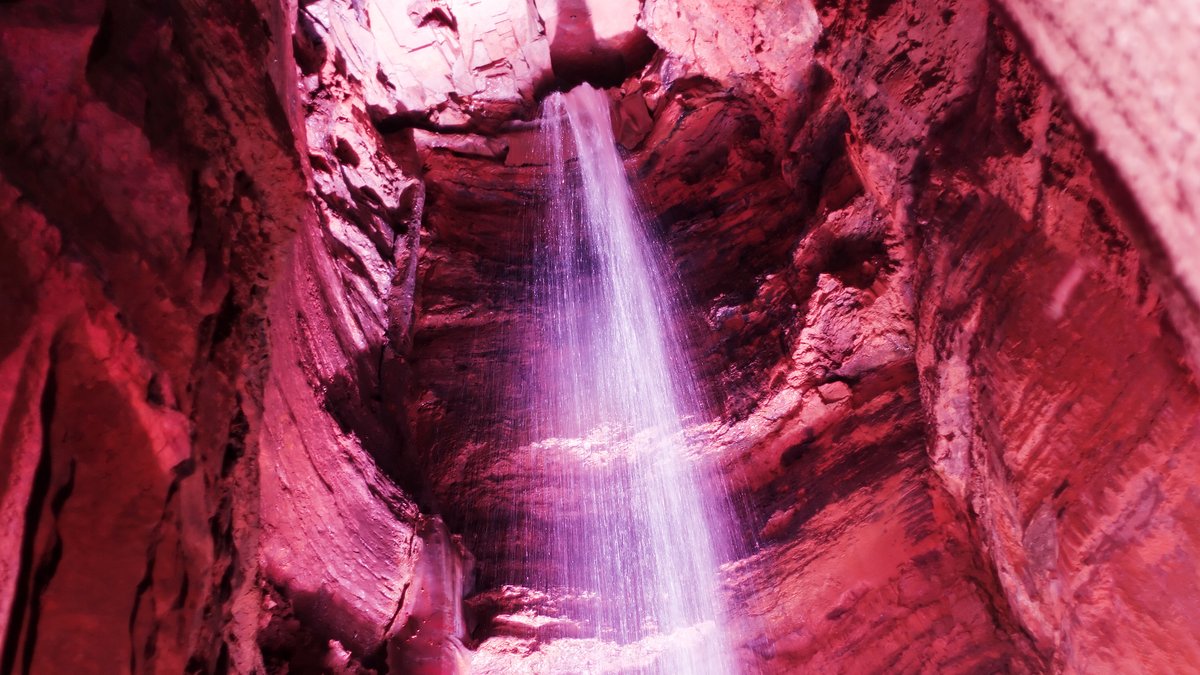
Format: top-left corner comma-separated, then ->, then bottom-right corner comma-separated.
518,83 -> 739,674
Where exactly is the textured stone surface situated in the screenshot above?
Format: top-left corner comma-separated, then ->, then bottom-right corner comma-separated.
407,0 -> 1200,671
994,0 -> 1200,368
300,0 -> 650,130
813,0 -> 1200,670
303,0 -> 551,127
0,0 -> 460,671
264,6 -> 478,671
0,0 -> 301,668
2,0 -> 1199,672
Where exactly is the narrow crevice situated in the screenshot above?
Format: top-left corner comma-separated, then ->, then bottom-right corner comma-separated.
1,345 -> 58,675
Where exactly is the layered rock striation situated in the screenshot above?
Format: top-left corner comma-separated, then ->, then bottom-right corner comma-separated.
1,0 -> 1197,672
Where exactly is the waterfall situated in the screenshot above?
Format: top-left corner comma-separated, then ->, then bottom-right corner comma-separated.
520,83 -> 738,674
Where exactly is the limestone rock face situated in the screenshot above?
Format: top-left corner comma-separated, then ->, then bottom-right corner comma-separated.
2,0 -> 1199,673
299,0 -> 650,130
0,0 -> 463,671
808,1 -> 1200,670
301,0 -> 552,127
994,0 -> 1200,367
0,0 -> 301,669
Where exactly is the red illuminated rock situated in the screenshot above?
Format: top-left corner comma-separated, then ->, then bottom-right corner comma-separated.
994,0 -> 1200,368
2,0 -> 1199,672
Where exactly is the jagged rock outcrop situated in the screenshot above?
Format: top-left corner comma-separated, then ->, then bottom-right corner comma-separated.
1,0 -> 1198,672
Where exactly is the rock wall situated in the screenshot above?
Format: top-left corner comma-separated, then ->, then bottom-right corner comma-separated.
0,0 -> 302,669
0,0 -> 466,671
260,16 -> 473,669
810,0 -> 1200,670
994,0 -> 1200,368
1,0 -> 1198,672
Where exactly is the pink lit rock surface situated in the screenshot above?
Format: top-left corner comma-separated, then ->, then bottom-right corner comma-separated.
2,0 -> 1199,672
995,0 -> 1200,366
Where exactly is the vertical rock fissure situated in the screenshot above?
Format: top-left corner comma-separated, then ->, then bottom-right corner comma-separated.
1,347 -> 57,675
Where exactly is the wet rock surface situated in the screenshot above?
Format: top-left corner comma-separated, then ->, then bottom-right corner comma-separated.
2,0 -> 1199,672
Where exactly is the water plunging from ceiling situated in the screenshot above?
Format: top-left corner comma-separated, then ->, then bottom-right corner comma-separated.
517,83 -> 738,674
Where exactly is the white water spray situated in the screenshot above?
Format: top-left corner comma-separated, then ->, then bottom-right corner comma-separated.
522,83 -> 738,674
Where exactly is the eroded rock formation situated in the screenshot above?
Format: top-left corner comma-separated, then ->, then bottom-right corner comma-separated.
1,0 -> 1197,672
